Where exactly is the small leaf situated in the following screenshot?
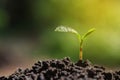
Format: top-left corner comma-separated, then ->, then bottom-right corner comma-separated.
55,26 -> 79,35
82,28 -> 95,39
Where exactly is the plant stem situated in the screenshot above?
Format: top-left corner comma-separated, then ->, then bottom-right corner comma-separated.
80,47 -> 83,60
80,39 -> 83,60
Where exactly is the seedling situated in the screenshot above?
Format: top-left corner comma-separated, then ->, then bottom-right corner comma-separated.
54,26 -> 95,61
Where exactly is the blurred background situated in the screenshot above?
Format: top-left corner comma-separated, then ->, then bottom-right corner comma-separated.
0,0 -> 120,75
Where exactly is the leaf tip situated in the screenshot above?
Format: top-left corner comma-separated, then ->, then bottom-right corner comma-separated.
90,28 -> 96,32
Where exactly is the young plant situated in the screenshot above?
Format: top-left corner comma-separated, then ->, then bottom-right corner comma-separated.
54,26 -> 95,61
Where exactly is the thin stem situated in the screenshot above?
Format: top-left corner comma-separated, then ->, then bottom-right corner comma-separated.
79,39 -> 83,60
80,47 -> 83,60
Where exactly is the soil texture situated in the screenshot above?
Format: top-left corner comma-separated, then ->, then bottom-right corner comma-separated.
0,57 -> 120,80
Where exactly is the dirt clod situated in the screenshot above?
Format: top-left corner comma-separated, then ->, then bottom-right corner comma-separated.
0,57 -> 120,80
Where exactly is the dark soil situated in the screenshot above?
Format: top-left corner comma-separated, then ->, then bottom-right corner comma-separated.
0,57 -> 120,80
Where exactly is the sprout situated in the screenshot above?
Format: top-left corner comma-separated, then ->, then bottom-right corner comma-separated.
55,26 -> 95,60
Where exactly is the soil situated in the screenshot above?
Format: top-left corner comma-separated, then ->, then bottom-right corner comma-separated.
0,57 -> 120,80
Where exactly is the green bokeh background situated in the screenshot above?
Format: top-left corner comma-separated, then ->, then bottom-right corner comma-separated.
0,0 -> 120,67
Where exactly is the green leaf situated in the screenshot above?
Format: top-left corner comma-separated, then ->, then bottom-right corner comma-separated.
55,26 -> 79,35
82,28 -> 95,39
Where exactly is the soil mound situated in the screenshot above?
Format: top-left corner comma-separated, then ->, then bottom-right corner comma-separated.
0,57 -> 120,80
